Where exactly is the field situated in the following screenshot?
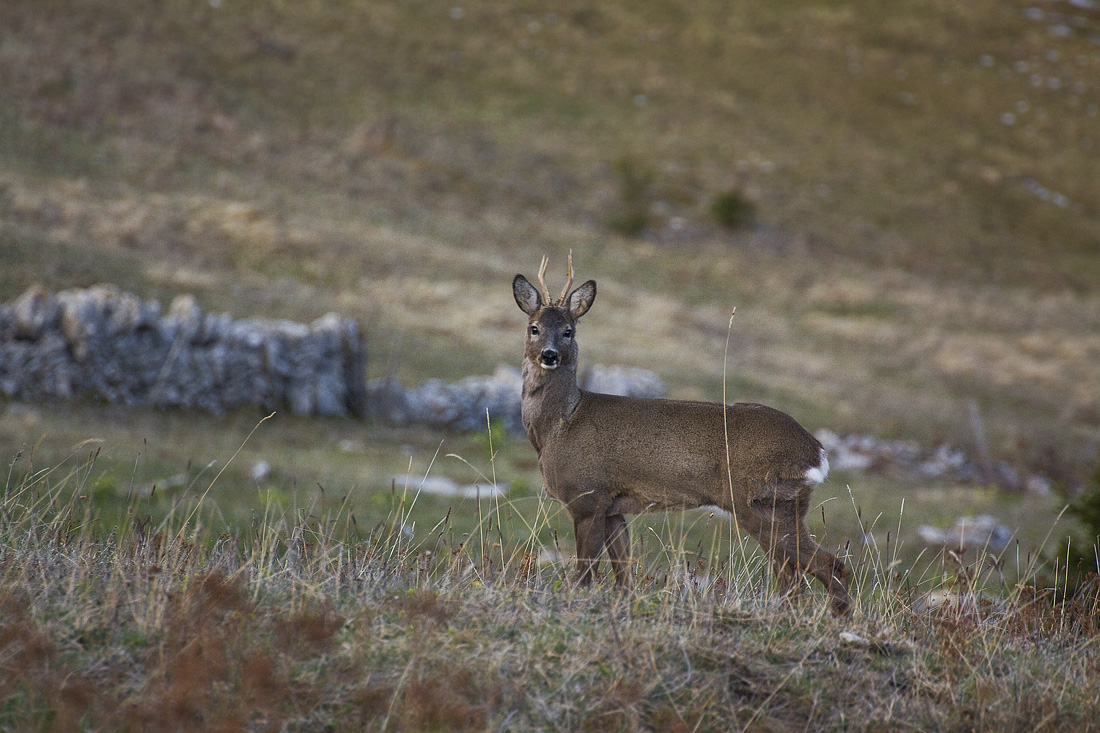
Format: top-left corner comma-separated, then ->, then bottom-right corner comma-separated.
4,447 -> 1100,730
2,0 -> 1100,729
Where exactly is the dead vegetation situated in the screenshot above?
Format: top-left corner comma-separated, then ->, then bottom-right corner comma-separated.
3,448 -> 1100,731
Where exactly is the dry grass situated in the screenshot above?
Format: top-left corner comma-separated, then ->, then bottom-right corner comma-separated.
3,446 -> 1100,731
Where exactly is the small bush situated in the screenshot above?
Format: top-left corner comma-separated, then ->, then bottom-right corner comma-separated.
1054,451 -> 1100,592
709,188 -> 757,230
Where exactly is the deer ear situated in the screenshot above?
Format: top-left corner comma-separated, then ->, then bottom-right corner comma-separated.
567,280 -> 596,319
513,275 -> 542,315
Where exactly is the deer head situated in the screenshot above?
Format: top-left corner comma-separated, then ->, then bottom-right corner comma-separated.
512,252 -> 596,373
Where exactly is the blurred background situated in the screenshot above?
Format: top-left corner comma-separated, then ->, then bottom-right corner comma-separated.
1,0 -> 1098,566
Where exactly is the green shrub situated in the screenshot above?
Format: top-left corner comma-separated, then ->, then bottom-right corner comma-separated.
1054,451 -> 1100,593
709,188 -> 757,230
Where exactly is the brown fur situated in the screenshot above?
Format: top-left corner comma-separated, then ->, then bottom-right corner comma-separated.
513,258 -> 850,615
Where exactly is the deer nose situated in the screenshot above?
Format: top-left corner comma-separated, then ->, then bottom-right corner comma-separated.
539,348 -> 559,367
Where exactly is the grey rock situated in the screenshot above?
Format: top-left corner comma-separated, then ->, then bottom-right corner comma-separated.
9,285 -> 60,341
582,363 -> 666,398
391,473 -> 507,498
917,515 -> 1013,552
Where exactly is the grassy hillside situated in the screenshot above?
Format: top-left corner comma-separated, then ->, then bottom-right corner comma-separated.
2,0 -> 1098,473
2,1 -> 1100,725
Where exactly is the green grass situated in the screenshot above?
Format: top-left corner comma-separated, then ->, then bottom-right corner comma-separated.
2,444 -> 1099,731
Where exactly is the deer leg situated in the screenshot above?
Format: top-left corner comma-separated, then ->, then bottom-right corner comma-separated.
750,499 -> 804,601
792,489 -> 851,616
801,539 -> 850,617
604,514 -> 633,588
771,557 -> 804,598
772,491 -> 814,598
572,514 -> 607,585
750,494 -> 851,616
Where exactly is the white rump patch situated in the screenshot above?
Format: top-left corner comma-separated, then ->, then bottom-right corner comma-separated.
804,449 -> 830,485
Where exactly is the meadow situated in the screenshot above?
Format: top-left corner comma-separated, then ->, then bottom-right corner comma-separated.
3,439 -> 1100,731
2,0 -> 1100,728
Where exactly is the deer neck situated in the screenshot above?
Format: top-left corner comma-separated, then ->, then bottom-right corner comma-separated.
521,357 -> 582,453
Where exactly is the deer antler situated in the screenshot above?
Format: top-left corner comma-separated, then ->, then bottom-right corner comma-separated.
535,252 -> 575,307
536,255 -> 553,306
556,250 -> 574,306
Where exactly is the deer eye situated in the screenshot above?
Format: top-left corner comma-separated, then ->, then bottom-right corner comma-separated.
563,328 -> 573,339
529,325 -> 539,336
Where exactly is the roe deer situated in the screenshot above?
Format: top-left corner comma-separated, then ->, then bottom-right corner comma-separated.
513,254 -> 851,615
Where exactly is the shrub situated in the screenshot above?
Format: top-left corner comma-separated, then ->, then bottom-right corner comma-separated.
709,188 -> 757,230
1056,451 -> 1100,592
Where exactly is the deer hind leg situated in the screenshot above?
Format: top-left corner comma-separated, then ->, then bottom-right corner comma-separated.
604,514 -> 633,589
748,499 -> 805,601
771,557 -> 804,599
751,493 -> 851,616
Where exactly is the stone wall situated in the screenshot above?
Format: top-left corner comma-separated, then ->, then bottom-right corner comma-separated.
0,284 -> 367,417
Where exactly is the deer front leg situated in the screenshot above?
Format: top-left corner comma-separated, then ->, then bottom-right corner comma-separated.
604,514 -> 633,588
572,513 -> 607,585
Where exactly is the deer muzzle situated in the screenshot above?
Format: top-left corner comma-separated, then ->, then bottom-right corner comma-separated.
539,348 -> 560,370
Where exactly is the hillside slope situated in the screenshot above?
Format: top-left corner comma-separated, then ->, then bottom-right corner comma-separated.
1,0 -> 1099,479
